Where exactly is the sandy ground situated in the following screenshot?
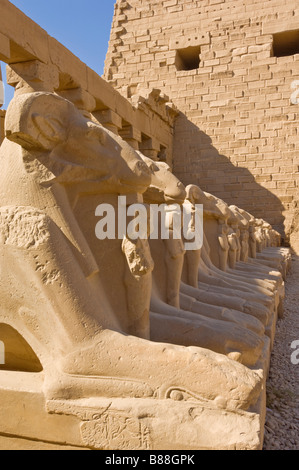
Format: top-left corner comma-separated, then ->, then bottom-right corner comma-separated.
263,254 -> 299,450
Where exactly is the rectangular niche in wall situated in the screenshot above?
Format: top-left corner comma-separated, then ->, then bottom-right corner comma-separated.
175,46 -> 201,71
158,145 -> 167,162
273,29 -> 299,57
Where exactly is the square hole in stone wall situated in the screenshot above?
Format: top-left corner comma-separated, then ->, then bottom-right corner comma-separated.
175,46 -> 201,71
273,30 -> 299,57
158,145 -> 167,162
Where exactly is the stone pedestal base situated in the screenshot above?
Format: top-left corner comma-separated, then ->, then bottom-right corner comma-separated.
0,371 -> 265,450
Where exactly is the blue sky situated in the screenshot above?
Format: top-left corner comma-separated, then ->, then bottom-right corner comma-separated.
0,0 -> 116,108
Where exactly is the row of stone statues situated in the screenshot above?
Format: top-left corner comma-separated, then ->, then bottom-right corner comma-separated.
0,91 -> 291,450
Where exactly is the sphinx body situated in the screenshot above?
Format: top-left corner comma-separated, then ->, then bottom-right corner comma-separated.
178,186 -> 288,351
0,91 -> 266,425
136,158 -> 267,367
0,90 -> 292,451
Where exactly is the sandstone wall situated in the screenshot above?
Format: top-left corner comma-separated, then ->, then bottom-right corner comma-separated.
105,0 -> 299,246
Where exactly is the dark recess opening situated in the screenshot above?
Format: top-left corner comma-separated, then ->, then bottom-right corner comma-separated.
158,145 -> 167,162
0,324 -> 43,373
273,30 -> 299,57
175,46 -> 201,71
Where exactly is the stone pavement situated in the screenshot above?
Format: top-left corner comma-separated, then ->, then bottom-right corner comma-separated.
264,255 -> 299,450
